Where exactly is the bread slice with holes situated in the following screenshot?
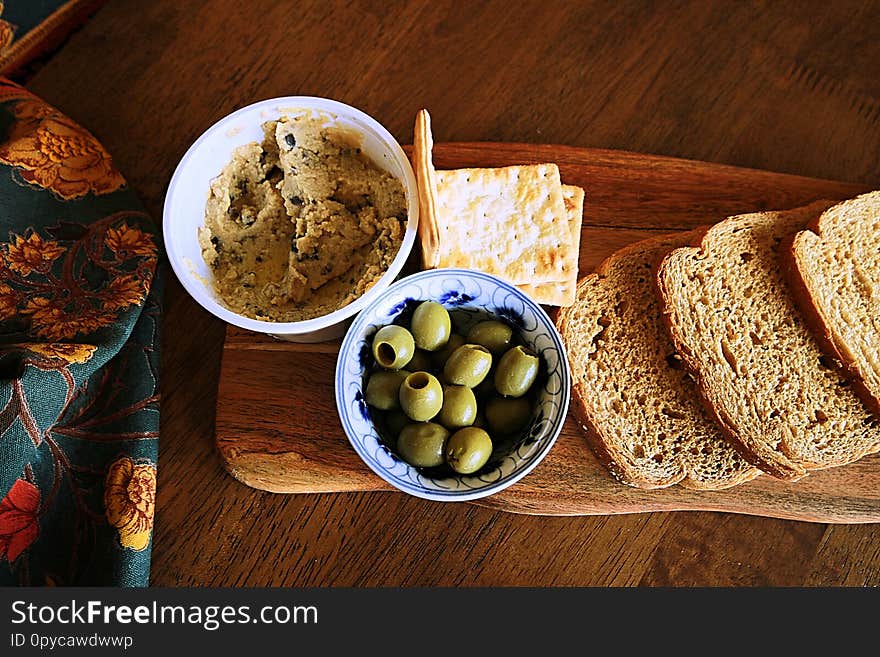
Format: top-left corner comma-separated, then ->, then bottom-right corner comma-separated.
657,201 -> 880,480
785,192 -> 880,416
556,230 -> 762,490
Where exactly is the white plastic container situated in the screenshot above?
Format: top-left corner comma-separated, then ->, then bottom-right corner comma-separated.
162,96 -> 419,342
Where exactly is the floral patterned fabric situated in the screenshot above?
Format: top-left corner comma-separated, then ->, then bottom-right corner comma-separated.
0,77 -> 161,586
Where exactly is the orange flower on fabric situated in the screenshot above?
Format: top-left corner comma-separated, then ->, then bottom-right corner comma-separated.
18,343 -> 97,365
0,218 -> 155,340
0,282 -> 17,320
0,479 -> 40,564
19,297 -> 99,341
0,99 -> 125,199
105,223 -> 157,258
102,274 -> 148,311
20,296 -> 64,333
104,457 -> 156,551
4,97 -> 52,127
4,231 -> 65,276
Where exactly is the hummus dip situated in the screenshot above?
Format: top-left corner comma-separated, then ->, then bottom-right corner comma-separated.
198,114 -> 407,322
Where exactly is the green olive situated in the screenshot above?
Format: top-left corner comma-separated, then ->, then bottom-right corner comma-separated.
397,422 -> 450,468
443,344 -> 492,388
494,345 -> 539,397
399,371 -> 443,421
411,301 -> 451,351
445,427 -> 493,474
372,325 -> 415,370
431,332 -> 465,369
467,320 -> 514,355
485,396 -> 533,435
364,370 -> 409,410
383,409 -> 410,440
406,349 -> 433,373
437,385 -> 478,429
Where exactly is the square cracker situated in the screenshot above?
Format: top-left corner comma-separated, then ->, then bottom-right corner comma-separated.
432,165 -> 574,284
413,109 -> 579,293
518,184 -> 584,306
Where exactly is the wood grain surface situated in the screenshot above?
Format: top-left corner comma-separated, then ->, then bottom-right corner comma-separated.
22,0 -> 880,586
216,142 -> 879,524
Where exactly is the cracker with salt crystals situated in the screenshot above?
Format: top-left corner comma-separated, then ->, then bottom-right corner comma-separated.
432,165 -> 574,283
518,184 -> 584,307
414,109 -> 580,301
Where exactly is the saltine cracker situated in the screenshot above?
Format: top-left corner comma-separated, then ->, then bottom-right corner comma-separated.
518,184 -> 584,306
413,109 -> 581,304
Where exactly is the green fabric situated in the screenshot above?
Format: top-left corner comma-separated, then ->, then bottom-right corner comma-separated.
0,77 -> 161,586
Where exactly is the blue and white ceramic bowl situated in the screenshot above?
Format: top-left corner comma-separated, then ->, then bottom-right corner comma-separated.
335,268 -> 571,502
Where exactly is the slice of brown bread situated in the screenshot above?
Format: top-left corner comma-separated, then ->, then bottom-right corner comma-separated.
556,230 -> 761,490
657,201 -> 880,481
785,192 -> 880,416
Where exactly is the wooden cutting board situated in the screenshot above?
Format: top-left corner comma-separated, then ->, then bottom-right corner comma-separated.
214,143 -> 880,524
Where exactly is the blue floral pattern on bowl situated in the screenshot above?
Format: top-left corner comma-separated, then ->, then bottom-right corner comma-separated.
335,268 -> 571,502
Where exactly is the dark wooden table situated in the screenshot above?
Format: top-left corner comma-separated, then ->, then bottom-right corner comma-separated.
25,0 -> 880,586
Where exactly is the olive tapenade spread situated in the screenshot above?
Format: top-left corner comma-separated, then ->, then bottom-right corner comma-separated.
199,114 -> 407,321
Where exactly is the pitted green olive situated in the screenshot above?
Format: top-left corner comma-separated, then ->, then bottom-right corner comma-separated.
397,422 -> 449,468
364,303 -> 545,476
431,332 -> 466,369
445,427 -> 493,474
437,385 -> 478,429
411,301 -> 451,351
494,345 -> 539,397
485,396 -> 533,435
443,344 -> 492,388
364,370 -> 409,410
467,320 -> 514,355
399,371 -> 443,421
372,325 -> 415,370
